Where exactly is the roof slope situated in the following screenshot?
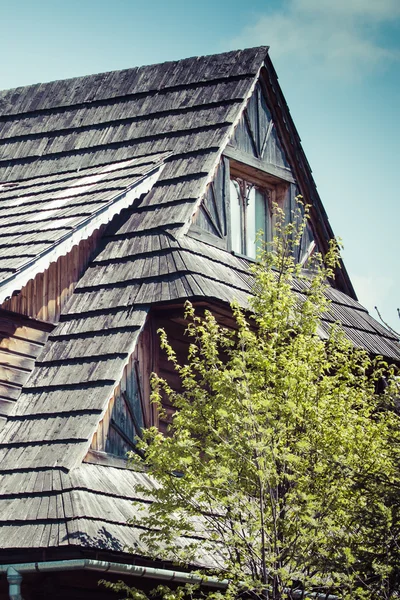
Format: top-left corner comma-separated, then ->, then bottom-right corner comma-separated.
0,47 -> 268,299
0,461 -> 218,568
0,47 -> 268,189
0,154 -> 168,302
0,208 -> 399,555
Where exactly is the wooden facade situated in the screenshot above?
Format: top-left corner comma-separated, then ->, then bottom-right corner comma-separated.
89,324 -> 156,457
0,227 -> 104,426
191,79 -> 320,265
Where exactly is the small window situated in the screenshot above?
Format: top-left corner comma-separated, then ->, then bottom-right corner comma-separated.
229,177 -> 272,259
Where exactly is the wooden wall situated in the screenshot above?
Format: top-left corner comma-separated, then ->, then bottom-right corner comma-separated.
89,320 -> 157,457
0,227 -> 105,426
1,227 -> 104,323
155,303 -> 237,434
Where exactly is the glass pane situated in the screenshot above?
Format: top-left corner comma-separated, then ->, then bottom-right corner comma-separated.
255,189 -> 267,256
245,186 -> 256,259
299,222 -> 318,266
230,180 -> 242,253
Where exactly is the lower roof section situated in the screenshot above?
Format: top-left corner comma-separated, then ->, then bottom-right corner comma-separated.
0,462 -> 218,569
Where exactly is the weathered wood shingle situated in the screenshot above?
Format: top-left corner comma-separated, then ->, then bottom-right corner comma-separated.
0,154 -> 169,312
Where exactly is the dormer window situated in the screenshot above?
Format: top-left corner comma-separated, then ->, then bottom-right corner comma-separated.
229,177 -> 272,259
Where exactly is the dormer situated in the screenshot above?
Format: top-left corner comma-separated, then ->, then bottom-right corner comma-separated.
190,79 -> 325,273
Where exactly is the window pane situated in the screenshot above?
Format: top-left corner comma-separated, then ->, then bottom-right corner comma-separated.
230,180 -> 242,253
246,186 -> 257,259
255,189 -> 268,256
299,222 -> 318,266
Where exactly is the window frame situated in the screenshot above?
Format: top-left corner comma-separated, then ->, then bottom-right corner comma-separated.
227,157 -> 290,259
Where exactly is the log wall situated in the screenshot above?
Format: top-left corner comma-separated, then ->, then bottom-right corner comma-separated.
0,308 -> 54,422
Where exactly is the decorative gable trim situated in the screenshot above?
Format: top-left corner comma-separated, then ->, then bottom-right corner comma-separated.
223,146 -> 295,184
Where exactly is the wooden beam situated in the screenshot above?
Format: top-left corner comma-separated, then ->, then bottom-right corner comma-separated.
84,448 -> 131,468
223,146 -> 295,184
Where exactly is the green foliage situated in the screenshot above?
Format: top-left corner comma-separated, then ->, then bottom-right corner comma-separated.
100,580 -> 202,600
126,203 -> 400,600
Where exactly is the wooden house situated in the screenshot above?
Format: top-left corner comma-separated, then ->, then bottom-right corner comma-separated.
0,47 -> 398,599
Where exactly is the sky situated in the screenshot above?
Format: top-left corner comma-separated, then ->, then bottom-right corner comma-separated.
0,0 -> 399,330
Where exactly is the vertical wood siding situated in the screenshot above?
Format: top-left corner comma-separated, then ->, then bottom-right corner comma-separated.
89,319 -> 158,457
231,82 -> 290,169
1,227 -> 104,323
192,157 -> 229,246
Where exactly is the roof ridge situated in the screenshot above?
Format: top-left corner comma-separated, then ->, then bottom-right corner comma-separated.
0,47 -> 269,125
0,47 -> 269,96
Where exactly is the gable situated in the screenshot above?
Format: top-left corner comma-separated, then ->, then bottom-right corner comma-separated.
190,79 -> 321,267
90,329 -> 153,459
230,82 -> 290,170
191,157 -> 229,244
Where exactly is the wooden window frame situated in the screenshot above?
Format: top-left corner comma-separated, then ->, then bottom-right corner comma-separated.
227,157 -> 290,258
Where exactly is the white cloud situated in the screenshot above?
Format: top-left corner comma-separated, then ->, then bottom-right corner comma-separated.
229,0 -> 400,81
295,0 -> 400,19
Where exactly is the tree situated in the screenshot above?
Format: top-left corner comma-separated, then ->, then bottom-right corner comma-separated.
125,205 -> 400,600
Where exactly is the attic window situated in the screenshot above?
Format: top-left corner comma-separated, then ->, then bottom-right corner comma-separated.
230,177 -> 272,259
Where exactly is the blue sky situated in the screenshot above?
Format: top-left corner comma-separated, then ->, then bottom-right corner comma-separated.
0,0 -> 399,330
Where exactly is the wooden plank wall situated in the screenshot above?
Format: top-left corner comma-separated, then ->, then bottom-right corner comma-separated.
1,227 -> 104,323
155,303 -> 238,434
155,313 -> 187,435
89,323 -> 157,456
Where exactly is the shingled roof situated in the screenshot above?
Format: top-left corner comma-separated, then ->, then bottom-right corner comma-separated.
0,47 -> 271,308
0,47 -> 398,571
